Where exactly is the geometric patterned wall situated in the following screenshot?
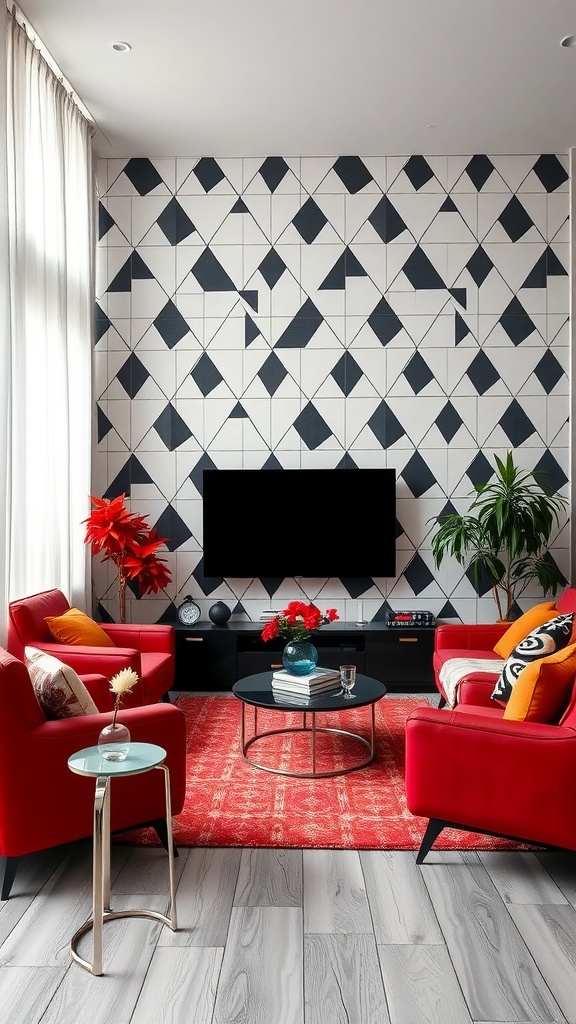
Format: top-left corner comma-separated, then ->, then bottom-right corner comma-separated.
94,153 -> 570,626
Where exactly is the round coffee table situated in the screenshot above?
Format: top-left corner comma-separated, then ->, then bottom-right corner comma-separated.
232,672 -> 387,778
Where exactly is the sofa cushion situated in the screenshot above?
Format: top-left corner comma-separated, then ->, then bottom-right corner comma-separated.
492,613 -> 574,702
492,602 -> 558,660
25,646 -> 99,719
44,607 -> 116,648
503,643 -> 576,723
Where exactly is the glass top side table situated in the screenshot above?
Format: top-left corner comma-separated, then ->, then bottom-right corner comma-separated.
67,741 -> 178,976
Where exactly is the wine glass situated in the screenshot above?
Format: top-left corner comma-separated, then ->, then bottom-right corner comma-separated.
339,664 -> 356,699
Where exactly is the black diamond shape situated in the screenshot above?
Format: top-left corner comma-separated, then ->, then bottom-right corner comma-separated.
467,452 -> 494,488
104,455 -> 154,500
498,196 -> 535,242
499,399 -> 536,446
157,198 -> 195,245
154,300 -> 190,348
123,158 -> 164,195
189,453 -> 217,496
403,352 -> 434,394
522,252 -> 547,288
116,353 -> 150,398
450,288 -> 467,308
368,297 -> 403,346
466,246 -> 494,286
98,203 -> 115,241
465,155 -> 495,191
320,253 -> 346,290
258,352 -> 288,396
333,156 -> 373,194
373,600 -> 395,622
403,155 -> 434,190
131,253 -> 154,280
331,352 -> 363,396
193,558 -> 223,596
467,351 -> 500,395
401,452 -> 437,498
455,310 -> 471,345
239,290 -> 259,311
95,303 -> 111,342
190,353 -> 224,396
368,196 -> 408,242
436,402 -> 463,443
97,406 -> 113,443
500,297 -> 536,346
533,450 -> 569,492
194,157 -> 225,192
546,247 -> 568,277
229,402 -> 248,418
437,601 -> 460,620
345,248 -> 366,277
154,404 -> 194,451
292,198 -> 327,243
402,246 -> 445,289
154,505 -> 193,551
440,197 -> 458,213
534,351 -> 564,393
532,155 -> 569,193
231,198 -> 248,213
466,561 -> 494,597
192,249 -> 236,291
259,157 -> 290,192
293,403 -> 332,450
107,258 -> 132,293
275,298 -> 323,348
403,553 -> 435,594
342,578 -> 375,598
245,313 -> 260,346
259,249 -> 286,288
368,401 -> 404,448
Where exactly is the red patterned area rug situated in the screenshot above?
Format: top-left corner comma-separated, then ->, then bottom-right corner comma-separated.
124,694 -> 525,851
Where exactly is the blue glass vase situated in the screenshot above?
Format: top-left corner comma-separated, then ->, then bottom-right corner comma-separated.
282,640 -> 318,676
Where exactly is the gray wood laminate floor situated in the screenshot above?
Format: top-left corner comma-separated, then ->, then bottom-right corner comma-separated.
1,694 -> 576,1024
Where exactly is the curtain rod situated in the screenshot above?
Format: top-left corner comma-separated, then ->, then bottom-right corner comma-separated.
8,2 -> 95,125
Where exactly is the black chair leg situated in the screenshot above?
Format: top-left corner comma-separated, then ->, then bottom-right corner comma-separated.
150,819 -> 178,858
416,819 -> 446,864
161,691 -> 172,703
1,856 -> 19,900
437,695 -> 447,708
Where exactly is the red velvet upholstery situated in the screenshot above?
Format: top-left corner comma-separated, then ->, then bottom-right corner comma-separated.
7,590 -> 175,709
433,587 -> 576,707
0,646 -> 187,899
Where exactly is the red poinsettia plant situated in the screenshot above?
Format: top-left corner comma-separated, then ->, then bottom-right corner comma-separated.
261,600 -> 339,643
83,494 -> 172,622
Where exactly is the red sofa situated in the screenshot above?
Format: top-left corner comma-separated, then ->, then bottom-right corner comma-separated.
7,589 -> 175,710
406,586 -> 576,861
433,587 -> 576,707
0,646 -> 187,899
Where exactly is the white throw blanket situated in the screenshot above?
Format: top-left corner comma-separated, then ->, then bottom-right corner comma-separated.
439,657 -> 504,708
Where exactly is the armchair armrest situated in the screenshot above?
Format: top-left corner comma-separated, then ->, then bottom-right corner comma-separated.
102,624 -> 175,656
405,707 -> 576,850
434,622 -> 509,653
26,642 -> 141,678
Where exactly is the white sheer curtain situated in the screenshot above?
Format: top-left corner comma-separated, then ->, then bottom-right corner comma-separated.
0,11 -> 95,644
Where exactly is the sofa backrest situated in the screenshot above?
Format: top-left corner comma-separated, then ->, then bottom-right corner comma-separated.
7,589 -> 70,661
556,588 -> 576,616
0,647 -> 45,738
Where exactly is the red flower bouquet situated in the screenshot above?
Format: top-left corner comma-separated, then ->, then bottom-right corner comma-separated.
261,600 -> 339,643
84,494 -> 172,622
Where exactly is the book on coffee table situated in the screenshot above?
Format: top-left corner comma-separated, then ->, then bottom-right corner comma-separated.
272,666 -> 340,688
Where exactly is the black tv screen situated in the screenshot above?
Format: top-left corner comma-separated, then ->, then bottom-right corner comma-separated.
202,468 -> 396,579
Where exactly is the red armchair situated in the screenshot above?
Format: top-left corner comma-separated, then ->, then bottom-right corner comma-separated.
7,589 -> 175,710
405,679 -> 576,862
0,646 -> 187,900
433,587 -> 576,708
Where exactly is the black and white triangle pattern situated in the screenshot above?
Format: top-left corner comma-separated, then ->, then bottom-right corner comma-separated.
94,154 -> 570,625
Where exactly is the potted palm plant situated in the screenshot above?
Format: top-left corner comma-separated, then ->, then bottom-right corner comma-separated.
430,452 -> 567,621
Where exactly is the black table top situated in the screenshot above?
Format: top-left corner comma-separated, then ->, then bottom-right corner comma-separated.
232,672 -> 387,712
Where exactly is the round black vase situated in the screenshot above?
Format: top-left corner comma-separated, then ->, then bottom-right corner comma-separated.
208,601 -> 231,625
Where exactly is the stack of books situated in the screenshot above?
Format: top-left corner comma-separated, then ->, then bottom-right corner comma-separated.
271,666 -> 341,704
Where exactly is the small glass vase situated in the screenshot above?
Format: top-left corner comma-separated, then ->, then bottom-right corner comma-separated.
98,721 -> 131,762
282,640 -> 318,676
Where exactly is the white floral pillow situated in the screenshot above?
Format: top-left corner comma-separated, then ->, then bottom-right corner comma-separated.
25,646 -> 99,719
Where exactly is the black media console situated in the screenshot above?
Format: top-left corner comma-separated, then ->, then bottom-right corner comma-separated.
173,621 -> 436,693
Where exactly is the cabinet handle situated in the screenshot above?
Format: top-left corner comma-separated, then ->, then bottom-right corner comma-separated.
399,637 -> 418,643
186,637 -> 204,642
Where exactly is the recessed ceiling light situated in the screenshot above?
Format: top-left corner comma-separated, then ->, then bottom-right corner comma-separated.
561,34 -> 576,47
111,41 -> 131,52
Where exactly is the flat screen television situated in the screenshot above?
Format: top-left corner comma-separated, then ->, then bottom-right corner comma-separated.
202,468 -> 396,579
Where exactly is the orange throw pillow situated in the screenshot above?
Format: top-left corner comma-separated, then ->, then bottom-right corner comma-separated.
45,607 -> 115,647
503,643 -> 576,723
493,602 -> 557,659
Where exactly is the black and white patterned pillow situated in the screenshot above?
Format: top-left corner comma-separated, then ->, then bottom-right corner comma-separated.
492,613 -> 574,702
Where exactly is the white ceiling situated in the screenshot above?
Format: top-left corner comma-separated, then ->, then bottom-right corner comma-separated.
16,0 -> 576,159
